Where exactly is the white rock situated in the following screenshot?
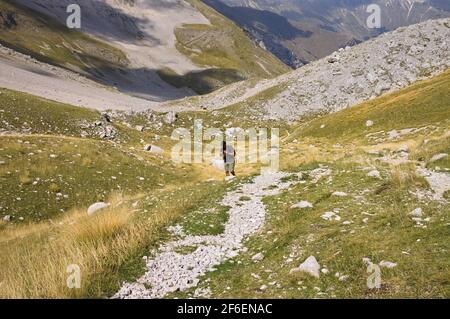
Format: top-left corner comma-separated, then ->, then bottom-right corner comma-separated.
409,208 -> 423,217
87,202 -> 110,216
332,191 -> 348,197
367,170 -> 381,179
291,201 -> 313,209
252,253 -> 265,262
321,211 -> 341,221
292,256 -> 320,278
338,275 -> 349,282
251,273 -> 261,279
366,120 -> 374,127
430,153 -> 448,162
388,130 -> 400,139
379,261 -> 397,268
3,215 -> 11,222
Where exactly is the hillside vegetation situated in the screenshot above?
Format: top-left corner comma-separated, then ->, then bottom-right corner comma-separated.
161,0 -> 289,93
165,70 -> 450,298
0,0 -> 129,76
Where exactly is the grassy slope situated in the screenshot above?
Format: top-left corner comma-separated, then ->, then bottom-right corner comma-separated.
0,0 -> 128,76
0,88 -> 238,298
1,0 -> 287,95
158,0 -> 289,94
1,69 -> 449,298
170,70 -> 450,298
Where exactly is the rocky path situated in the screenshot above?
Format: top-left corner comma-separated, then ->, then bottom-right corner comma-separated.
114,172 -> 294,299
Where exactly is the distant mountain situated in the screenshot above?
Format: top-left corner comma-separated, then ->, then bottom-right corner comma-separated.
170,18 -> 450,121
0,0 -> 288,100
212,0 -> 450,66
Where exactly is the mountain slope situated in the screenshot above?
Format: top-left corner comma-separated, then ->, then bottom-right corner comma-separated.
0,0 -> 288,100
1,54 -> 449,299
166,18 -> 450,121
217,0 -> 450,65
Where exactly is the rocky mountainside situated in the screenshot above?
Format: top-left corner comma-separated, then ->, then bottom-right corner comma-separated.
168,18 -> 450,120
216,0 -> 450,66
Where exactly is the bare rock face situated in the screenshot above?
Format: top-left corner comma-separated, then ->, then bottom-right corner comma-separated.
182,19 -> 450,121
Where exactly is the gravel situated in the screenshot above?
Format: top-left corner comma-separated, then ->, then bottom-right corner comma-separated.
114,172 -> 295,299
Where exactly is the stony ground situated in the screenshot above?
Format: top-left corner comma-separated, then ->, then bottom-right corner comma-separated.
170,18 -> 450,120
114,172 -> 296,299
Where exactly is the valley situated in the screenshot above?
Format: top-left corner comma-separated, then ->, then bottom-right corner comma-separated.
0,1 -> 448,300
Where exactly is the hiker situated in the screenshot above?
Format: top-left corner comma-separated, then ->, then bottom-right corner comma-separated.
222,141 -> 236,177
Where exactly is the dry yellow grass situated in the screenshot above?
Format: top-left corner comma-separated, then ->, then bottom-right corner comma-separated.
0,191 -> 193,298
388,163 -> 429,190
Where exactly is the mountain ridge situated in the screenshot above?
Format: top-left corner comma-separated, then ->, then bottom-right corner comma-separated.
166,18 -> 450,121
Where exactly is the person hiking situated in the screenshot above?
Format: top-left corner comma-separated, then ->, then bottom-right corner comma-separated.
222,141 -> 236,177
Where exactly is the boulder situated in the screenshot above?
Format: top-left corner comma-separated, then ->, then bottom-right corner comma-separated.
367,170 -> 381,179
252,253 -> 264,262
3,215 -> 12,222
87,202 -> 110,216
290,201 -> 313,209
409,207 -> 423,217
366,120 -> 374,127
290,256 -> 320,278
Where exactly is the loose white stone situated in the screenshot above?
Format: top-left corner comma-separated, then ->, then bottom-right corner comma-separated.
430,153 -> 448,162
291,256 -> 320,278
379,261 -> 397,268
367,170 -> 381,179
291,201 -> 313,209
321,211 -> 341,221
409,208 -> 423,217
332,191 -> 348,197
252,253 -> 265,262
87,202 -> 110,216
